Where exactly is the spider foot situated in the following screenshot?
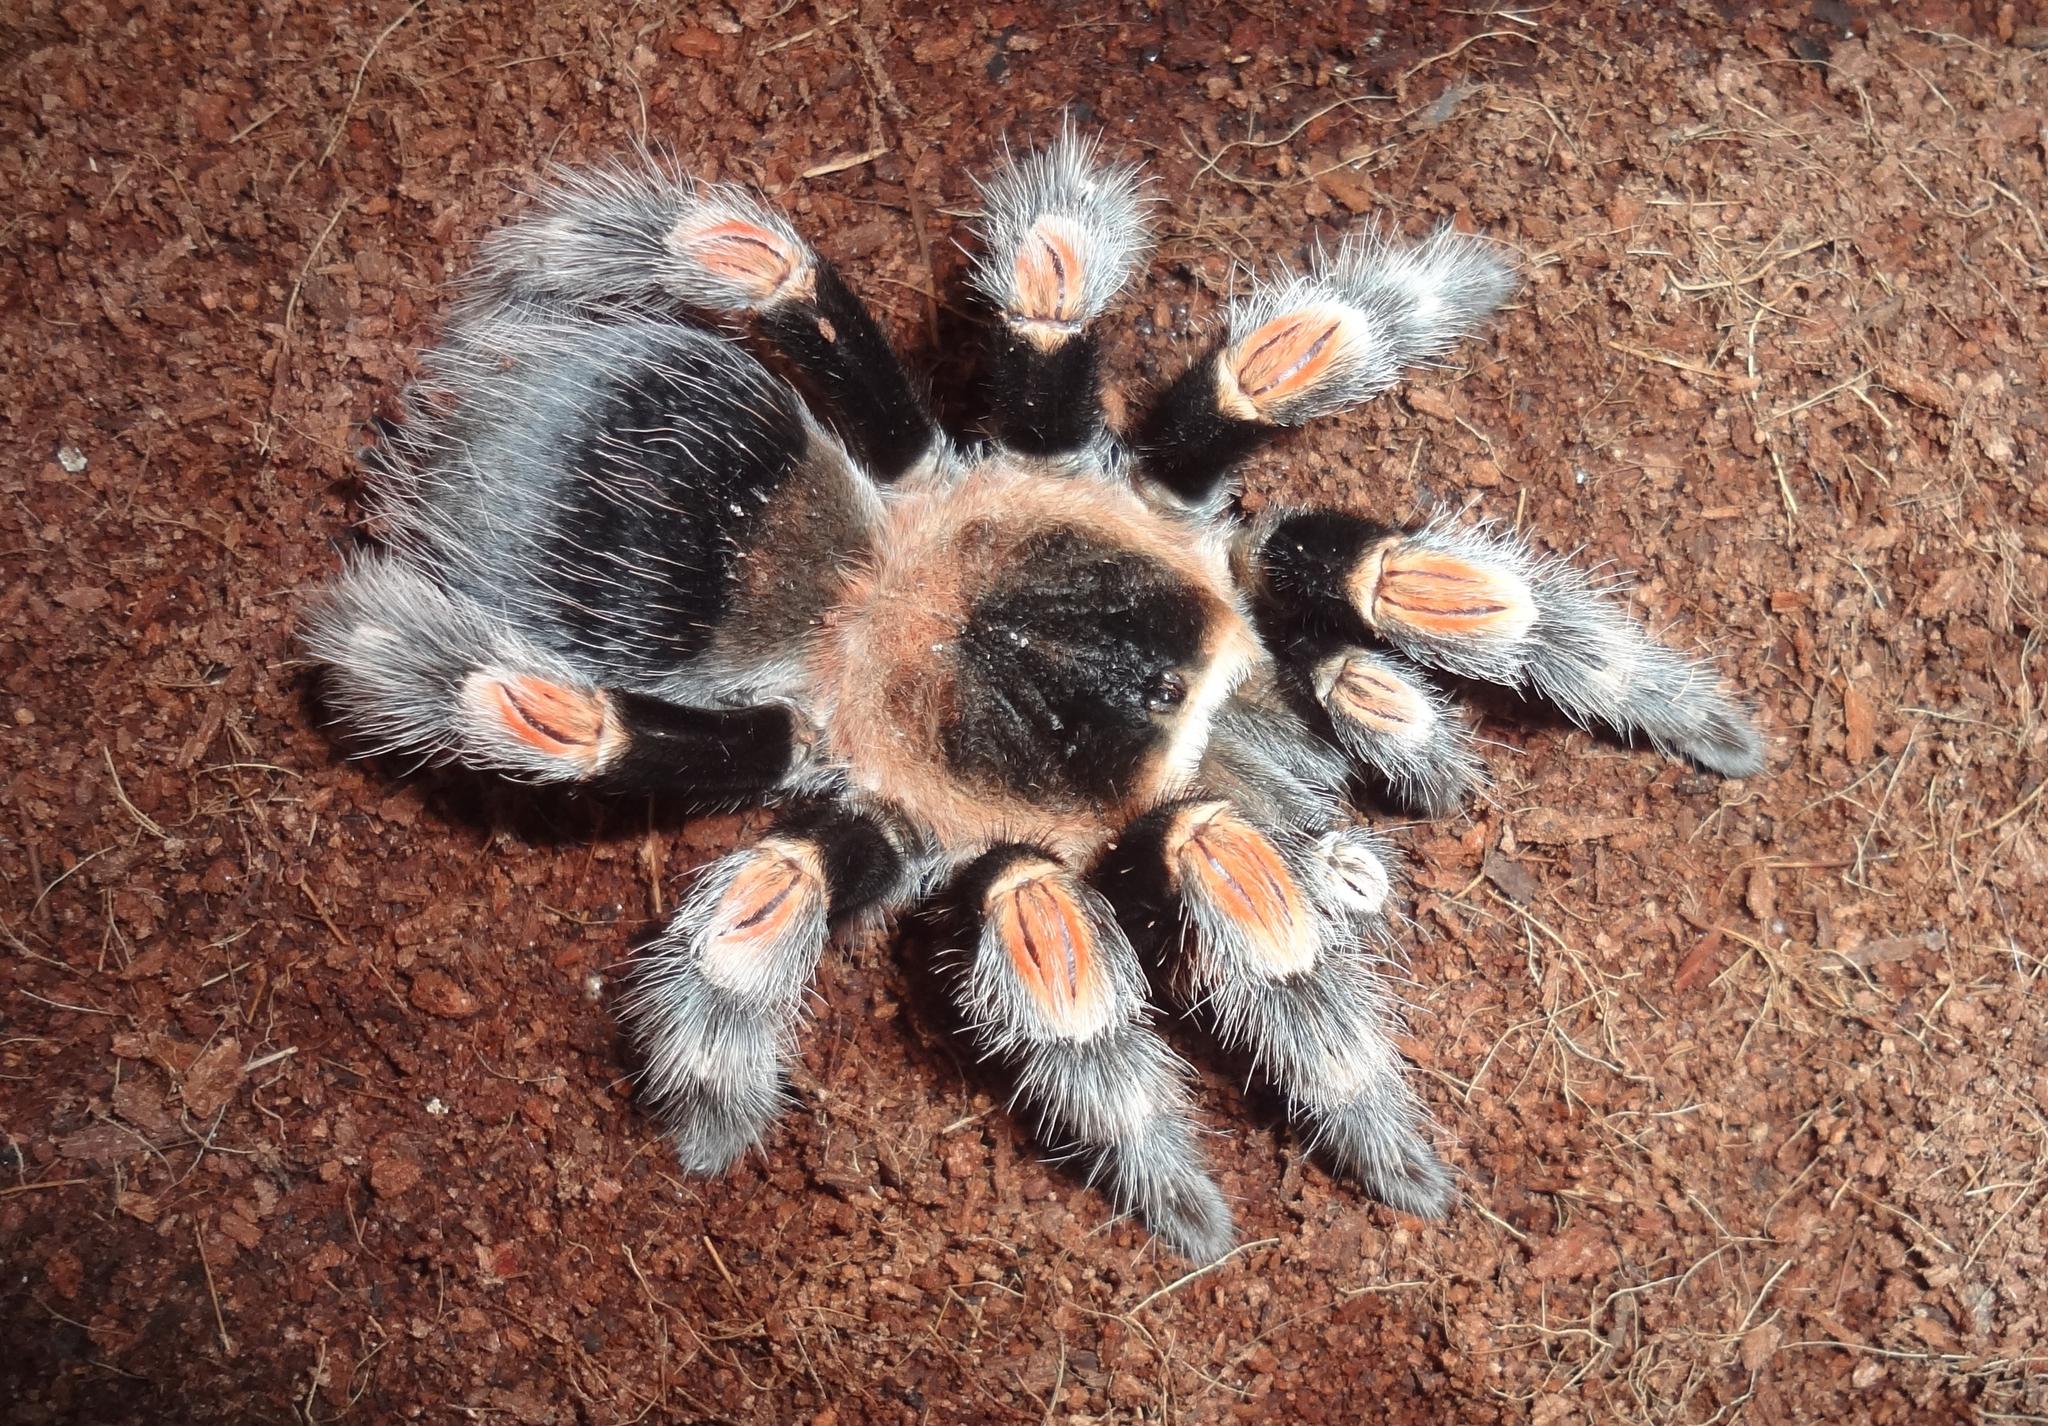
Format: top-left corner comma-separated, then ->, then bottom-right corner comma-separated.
624,806 -> 908,1172
956,847 -> 1234,1260
305,556 -> 804,795
1255,510 -> 1766,778
1112,801 -> 1453,1221
1310,646 -> 1483,817
1136,226 -> 1516,505
1309,1098 -> 1458,1219
472,165 -> 814,315
970,126 -> 1151,343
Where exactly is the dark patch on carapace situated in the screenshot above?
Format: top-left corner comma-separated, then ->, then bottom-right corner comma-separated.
941,525 -> 1214,806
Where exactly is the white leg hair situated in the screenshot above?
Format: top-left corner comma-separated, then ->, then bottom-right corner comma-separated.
958,855 -> 1233,1261
1311,647 -> 1485,817
304,554 -> 605,780
467,161 -> 815,318
1213,226 -> 1518,426
968,122 -> 1153,328
1158,805 -> 1454,1218
619,838 -> 832,1174
1360,514 -> 1767,777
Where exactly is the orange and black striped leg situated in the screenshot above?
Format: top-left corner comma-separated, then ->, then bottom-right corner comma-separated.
457,673 -> 807,802
470,171 -> 939,480
305,558 -> 810,799
1134,226 -> 1517,510
1250,509 -> 1765,777
1107,801 -> 1455,1219
953,845 -> 1233,1261
622,802 -> 910,1174
969,131 -> 1150,460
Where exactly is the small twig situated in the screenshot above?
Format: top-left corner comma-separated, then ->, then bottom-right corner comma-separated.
1768,446 -> 1800,521
905,180 -> 941,348
701,1235 -> 739,1291
1467,1195 -> 1536,1246
103,746 -> 168,841
1765,369 -> 1873,427
260,195 -> 351,459
18,987 -> 119,1017
1127,1237 -> 1278,1312
1185,93 -> 1389,187
1735,1258 -> 1795,1335
1668,235 -> 1835,293
847,20 -> 909,123
1948,779 -> 2044,848
1403,29 -> 1518,84
302,1338 -> 328,1424
761,25 -> 826,55
0,1178 -> 92,1197
296,877 -> 356,952
1851,726 -> 1918,883
312,0 -> 429,174
801,145 -> 889,179
1038,1338 -> 1066,1426
196,1221 -> 236,1357
229,103 -> 292,145
1606,341 -> 1760,390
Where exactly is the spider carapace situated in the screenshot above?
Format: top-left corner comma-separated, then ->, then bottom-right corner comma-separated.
307,133 -> 1763,1260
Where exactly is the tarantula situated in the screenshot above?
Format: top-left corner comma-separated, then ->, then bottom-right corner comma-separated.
306,133 -> 1763,1261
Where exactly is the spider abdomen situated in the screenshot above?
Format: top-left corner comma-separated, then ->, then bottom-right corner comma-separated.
381,315 -> 880,706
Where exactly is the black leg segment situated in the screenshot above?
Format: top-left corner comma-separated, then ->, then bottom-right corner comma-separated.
1133,351 -> 1277,508
591,694 -> 811,801
985,328 -> 1108,458
756,260 -> 938,481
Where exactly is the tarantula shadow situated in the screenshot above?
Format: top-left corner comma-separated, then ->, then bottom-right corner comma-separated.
305,131 -> 1764,1262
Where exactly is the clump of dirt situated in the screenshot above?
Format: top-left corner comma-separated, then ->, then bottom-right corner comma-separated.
4,2 -> 2044,1422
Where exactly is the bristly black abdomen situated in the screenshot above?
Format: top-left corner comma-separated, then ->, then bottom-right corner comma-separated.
510,331 -> 808,678
942,526 -> 1211,805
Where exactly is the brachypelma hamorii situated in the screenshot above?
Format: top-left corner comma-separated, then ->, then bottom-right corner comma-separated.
305,132 -> 1764,1260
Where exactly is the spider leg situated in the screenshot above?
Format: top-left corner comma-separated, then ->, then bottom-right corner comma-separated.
623,802 -> 910,1172
952,845 -> 1233,1261
1247,508 -> 1767,776
469,165 -> 940,481
305,555 -> 808,798
969,128 -> 1151,461
1104,800 -> 1454,1217
1287,635 -> 1484,818
1133,226 -> 1515,511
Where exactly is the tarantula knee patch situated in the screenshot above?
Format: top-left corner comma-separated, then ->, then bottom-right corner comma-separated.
466,674 -> 613,772
982,859 -> 1114,1040
1007,216 -> 1091,339
1314,827 -> 1394,918
1317,653 -> 1438,743
667,215 -> 813,307
1218,307 -> 1370,423
1354,538 -> 1538,644
1164,803 -> 1316,977
698,839 -> 829,997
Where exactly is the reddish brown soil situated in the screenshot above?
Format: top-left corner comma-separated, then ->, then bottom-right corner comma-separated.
6,3 -> 2046,1422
